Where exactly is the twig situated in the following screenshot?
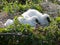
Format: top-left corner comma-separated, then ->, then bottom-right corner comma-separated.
0,33 -> 22,36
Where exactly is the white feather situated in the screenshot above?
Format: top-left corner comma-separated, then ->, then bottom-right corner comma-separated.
22,9 -> 50,26
17,16 -> 39,27
4,19 -> 13,27
4,9 -> 50,27
22,9 -> 43,18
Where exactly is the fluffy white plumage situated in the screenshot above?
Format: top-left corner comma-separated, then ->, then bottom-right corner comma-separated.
17,16 -> 39,27
4,19 -> 14,27
4,9 -> 50,27
22,9 -> 50,26
40,14 -> 50,26
22,9 -> 43,18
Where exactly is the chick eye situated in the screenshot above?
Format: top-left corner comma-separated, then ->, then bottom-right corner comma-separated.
35,19 -> 40,24
46,17 -> 51,22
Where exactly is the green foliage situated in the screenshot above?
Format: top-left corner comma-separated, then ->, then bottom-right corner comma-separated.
3,1 -> 19,13
0,0 -> 60,45
55,17 -> 60,23
0,0 -> 43,14
27,0 -> 43,4
0,17 -> 60,45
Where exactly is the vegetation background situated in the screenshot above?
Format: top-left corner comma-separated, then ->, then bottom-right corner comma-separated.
0,0 -> 60,45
